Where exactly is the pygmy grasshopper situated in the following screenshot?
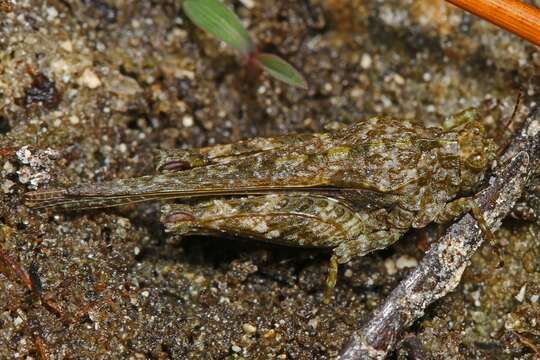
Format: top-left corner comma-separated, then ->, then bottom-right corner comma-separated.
25,109 -> 497,302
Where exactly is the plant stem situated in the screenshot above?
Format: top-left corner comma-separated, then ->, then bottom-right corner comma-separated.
446,0 -> 540,46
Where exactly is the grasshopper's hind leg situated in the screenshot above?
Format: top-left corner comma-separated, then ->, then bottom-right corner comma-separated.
436,197 -> 504,266
325,255 -> 339,304
161,193 -> 366,302
328,227 -> 405,302
436,197 -> 493,241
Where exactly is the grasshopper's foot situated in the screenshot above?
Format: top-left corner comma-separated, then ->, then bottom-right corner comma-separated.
437,197 -> 502,267
470,202 -> 504,268
470,201 -> 494,242
323,255 -> 339,304
437,197 -> 494,240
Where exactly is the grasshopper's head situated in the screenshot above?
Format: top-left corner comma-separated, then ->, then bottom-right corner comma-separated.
456,119 -> 498,192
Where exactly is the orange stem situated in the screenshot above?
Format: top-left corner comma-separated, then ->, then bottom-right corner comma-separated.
446,0 -> 540,47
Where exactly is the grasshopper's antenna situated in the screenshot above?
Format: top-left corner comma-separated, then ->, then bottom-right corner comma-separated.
496,91 -> 523,156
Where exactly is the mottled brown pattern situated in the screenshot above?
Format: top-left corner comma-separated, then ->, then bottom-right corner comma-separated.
25,109 -> 497,297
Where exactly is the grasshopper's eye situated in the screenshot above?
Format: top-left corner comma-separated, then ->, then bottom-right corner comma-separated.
456,120 -> 497,191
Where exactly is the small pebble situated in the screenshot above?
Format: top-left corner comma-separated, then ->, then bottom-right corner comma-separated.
3,161 -> 15,174
360,53 -> 372,69
239,0 -> 255,8
242,323 -> 257,334
182,115 -> 194,127
308,317 -> 319,329
395,255 -> 418,269
515,284 -> 526,302
2,179 -> 15,193
393,73 -> 405,85
117,143 -> 128,153
69,115 -> 80,125
13,317 -> 23,326
79,69 -> 102,89
59,40 -> 73,52
384,258 -> 397,275
46,6 -> 58,21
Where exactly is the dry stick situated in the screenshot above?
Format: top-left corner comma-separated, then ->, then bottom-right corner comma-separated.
0,246 -> 34,292
446,0 -> 540,47
339,106 -> 540,360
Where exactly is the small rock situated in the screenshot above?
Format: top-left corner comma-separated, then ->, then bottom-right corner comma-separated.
396,255 -> 418,269
13,317 -> 23,326
308,317 -> 319,329
361,53 -> 372,69
46,6 -> 58,21
16,146 -> 32,164
393,73 -> 405,85
79,69 -> 102,89
242,323 -> 257,334
18,73 -> 60,110
59,40 -> 73,52
108,74 -> 142,96
239,0 -> 255,8
69,115 -> 80,124
16,166 -> 32,185
174,69 -> 195,80
515,284 -> 526,302
182,115 -> 194,127
384,258 -> 397,275
3,161 -> 15,174
117,143 -> 128,153
2,179 -> 15,193
15,146 -> 60,189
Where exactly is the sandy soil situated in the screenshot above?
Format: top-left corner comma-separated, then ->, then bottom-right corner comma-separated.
1,0 -> 539,358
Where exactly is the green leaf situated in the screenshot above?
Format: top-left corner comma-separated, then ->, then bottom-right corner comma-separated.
183,0 -> 254,54
257,53 -> 308,89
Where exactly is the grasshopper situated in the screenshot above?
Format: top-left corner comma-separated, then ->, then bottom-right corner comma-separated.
25,109 -> 497,302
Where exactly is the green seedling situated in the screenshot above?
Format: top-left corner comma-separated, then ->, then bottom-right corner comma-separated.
183,0 -> 308,89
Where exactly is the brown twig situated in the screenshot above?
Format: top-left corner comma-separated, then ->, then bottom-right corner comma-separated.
0,247 -> 68,319
0,251 -> 112,326
339,105 -> 540,359
446,0 -> 540,47
33,333 -> 49,360
0,246 -> 34,292
513,331 -> 540,356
